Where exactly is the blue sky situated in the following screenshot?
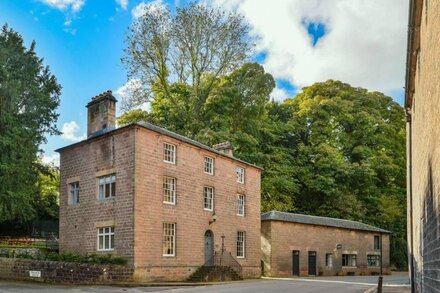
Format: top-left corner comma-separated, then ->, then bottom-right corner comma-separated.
0,0 -> 407,165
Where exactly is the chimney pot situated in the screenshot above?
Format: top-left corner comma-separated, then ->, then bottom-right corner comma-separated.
86,90 -> 117,138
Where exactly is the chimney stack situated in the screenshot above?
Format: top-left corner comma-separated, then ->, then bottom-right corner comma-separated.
213,141 -> 233,156
86,90 -> 117,138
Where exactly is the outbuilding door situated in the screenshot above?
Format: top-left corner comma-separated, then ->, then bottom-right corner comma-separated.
308,251 -> 317,276
292,250 -> 300,276
205,230 -> 214,265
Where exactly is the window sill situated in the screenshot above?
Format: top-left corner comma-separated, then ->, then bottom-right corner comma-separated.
204,172 -> 214,176
342,266 -> 357,269
204,208 -> 214,212
163,201 -> 175,206
236,214 -> 244,217
97,249 -> 114,252
163,160 -> 176,165
162,254 -> 175,258
237,256 -> 245,259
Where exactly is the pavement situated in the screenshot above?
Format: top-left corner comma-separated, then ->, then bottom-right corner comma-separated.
0,272 -> 410,293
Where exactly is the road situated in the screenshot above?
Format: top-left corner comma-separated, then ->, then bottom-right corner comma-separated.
0,274 -> 410,293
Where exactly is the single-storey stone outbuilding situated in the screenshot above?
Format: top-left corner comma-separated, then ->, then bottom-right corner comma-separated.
261,211 -> 390,277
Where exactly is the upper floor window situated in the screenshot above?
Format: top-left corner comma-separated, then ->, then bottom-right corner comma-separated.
236,167 -> 245,184
69,182 -> 80,205
99,175 -> 116,200
237,231 -> 246,258
163,176 -> 176,204
97,226 -> 114,251
204,186 -> 214,211
162,222 -> 176,257
374,235 -> 381,250
342,254 -> 357,267
204,156 -> 214,175
163,143 -> 176,164
236,194 -> 245,216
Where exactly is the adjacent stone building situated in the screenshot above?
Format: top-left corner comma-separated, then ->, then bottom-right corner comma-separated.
56,91 -> 262,281
261,211 -> 390,277
405,0 -> 440,291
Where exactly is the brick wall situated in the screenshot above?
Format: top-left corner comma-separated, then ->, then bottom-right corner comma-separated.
133,126 -> 261,281
0,258 -> 132,284
409,1 -> 440,292
261,220 -> 390,277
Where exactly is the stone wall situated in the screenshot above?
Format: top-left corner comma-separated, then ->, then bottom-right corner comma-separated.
261,220 -> 390,277
409,0 -> 440,291
0,257 -> 133,284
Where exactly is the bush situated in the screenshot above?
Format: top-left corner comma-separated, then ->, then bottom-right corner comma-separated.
1,250 -> 127,266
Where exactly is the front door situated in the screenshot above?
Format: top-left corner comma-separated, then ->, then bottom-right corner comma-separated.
204,230 -> 214,265
308,251 -> 317,276
292,250 -> 300,276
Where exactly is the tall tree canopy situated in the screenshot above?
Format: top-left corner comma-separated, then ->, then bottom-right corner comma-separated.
121,2 -> 252,114
0,24 -> 61,224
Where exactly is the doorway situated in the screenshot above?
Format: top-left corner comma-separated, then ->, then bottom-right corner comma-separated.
292,250 -> 300,276
205,230 -> 214,265
308,251 -> 317,276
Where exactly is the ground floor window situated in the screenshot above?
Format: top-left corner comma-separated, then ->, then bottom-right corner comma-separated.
237,231 -> 246,258
325,253 -> 333,267
97,227 -> 114,251
367,255 -> 381,267
162,223 -> 176,256
342,254 -> 357,267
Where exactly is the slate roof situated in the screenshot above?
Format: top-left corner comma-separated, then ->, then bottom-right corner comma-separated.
261,211 -> 390,233
56,121 -> 262,170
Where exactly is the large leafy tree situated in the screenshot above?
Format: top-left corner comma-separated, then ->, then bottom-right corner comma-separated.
121,1 -> 252,137
280,80 -> 406,267
0,24 -> 61,224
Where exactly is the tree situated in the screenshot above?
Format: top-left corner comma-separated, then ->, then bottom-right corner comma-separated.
280,80 -> 407,268
121,1 -> 252,128
0,24 -> 61,224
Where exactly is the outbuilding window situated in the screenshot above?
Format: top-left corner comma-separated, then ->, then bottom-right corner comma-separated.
342,254 -> 357,267
325,253 -> 333,267
374,235 -> 381,250
367,255 -> 381,267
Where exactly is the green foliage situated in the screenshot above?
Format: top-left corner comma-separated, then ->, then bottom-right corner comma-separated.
0,249 -> 127,265
118,109 -> 150,127
119,66 -> 407,267
121,2 -> 251,112
0,24 -> 61,224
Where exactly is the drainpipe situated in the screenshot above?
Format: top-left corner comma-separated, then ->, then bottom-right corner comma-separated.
407,109 -> 415,293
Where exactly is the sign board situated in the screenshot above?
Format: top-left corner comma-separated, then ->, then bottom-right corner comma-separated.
29,270 -> 41,278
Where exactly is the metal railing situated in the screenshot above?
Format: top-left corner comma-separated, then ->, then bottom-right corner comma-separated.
0,234 -> 58,251
204,250 -> 242,278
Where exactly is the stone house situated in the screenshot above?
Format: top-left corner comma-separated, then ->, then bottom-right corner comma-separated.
405,0 -> 440,291
56,91 -> 262,281
261,211 -> 390,277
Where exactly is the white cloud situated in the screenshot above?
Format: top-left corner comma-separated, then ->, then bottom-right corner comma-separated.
41,153 -> 60,167
213,0 -> 408,97
61,121 -> 86,142
270,87 -> 291,102
40,0 -> 85,12
116,0 -> 128,10
132,0 -> 165,18
114,79 -> 150,114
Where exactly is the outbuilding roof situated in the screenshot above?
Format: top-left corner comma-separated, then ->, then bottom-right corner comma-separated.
261,211 -> 390,234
